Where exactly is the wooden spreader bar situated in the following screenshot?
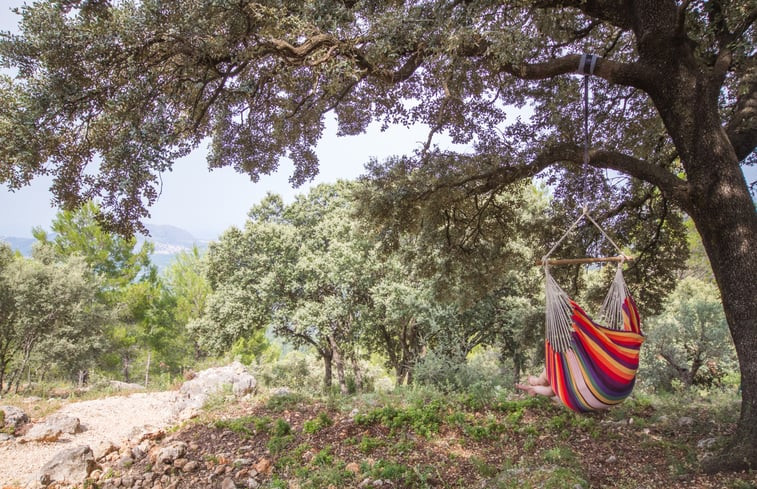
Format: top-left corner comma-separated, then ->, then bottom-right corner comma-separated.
535,256 -> 634,266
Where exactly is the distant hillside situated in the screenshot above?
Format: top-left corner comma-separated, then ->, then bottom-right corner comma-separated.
2,224 -> 211,271
141,224 -> 210,270
0,236 -> 36,255
142,224 -> 201,249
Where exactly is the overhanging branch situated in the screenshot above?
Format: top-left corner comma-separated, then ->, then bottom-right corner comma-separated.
419,142 -> 689,208
585,147 -> 690,207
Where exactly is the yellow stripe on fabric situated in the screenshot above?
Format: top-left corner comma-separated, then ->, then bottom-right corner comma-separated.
572,309 -> 642,363
573,327 -> 638,379
573,308 -> 642,351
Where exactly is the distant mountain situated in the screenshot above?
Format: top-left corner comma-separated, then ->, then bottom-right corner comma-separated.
141,224 -> 210,270
142,224 -> 201,249
0,236 -> 35,255
1,224 -> 211,271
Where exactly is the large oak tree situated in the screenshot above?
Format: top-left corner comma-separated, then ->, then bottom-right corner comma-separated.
0,0 -> 754,470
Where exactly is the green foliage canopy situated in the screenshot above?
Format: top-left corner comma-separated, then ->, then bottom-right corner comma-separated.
0,245 -> 105,392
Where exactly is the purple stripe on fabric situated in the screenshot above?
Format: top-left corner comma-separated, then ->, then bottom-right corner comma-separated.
570,335 -> 636,399
556,349 -> 595,413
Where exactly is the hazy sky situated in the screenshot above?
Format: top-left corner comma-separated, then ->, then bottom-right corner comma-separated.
0,0 -> 447,239
0,118 -> 439,239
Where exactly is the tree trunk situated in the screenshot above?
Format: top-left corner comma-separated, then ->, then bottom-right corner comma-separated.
633,20 -> 757,468
0,359 -> 6,393
122,355 -> 131,384
664,100 -> 757,468
144,350 -> 151,387
329,335 -> 348,395
395,366 -> 407,386
78,369 -> 88,388
8,340 -> 34,394
322,350 -> 333,390
351,354 -> 363,392
690,173 -> 757,471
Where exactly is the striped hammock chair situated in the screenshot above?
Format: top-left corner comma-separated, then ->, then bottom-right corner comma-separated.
544,261 -> 644,412
536,54 -> 644,412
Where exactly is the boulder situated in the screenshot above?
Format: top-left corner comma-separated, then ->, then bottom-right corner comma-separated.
93,440 -> 119,460
156,441 -> 188,464
23,424 -> 63,443
44,413 -> 84,434
0,405 -> 29,430
23,413 -> 82,442
37,445 -> 97,486
172,361 -> 256,415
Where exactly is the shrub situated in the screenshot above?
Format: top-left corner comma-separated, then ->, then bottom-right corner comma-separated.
303,411 -> 333,434
414,346 -> 514,395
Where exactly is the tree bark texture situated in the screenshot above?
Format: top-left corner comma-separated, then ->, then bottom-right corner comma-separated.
623,0 -> 757,469
322,350 -> 333,390
329,334 -> 349,395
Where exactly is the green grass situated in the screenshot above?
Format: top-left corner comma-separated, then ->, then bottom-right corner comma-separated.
353,398 -> 446,437
303,411 -> 333,434
193,384 -> 753,489
266,392 -> 309,412
358,435 -> 384,453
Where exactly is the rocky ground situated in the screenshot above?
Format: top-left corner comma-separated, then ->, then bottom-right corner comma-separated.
0,363 -> 256,488
2,369 -> 756,489
0,391 -> 177,487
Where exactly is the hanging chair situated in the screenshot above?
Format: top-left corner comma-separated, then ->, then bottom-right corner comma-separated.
543,258 -> 644,412
537,54 -> 644,412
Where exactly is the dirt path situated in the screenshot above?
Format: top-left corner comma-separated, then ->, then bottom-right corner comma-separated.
0,391 -> 177,487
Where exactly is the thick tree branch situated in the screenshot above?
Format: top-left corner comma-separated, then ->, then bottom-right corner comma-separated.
726,76 -> 757,162
589,148 -> 690,206
470,51 -> 654,92
546,144 -> 691,207
731,7 -> 757,42
533,0 -> 633,30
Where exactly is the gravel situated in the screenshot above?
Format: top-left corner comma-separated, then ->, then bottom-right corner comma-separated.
0,391 -> 177,486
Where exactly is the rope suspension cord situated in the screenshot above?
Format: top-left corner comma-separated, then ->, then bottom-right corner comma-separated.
538,54 -> 632,268
580,54 -> 594,208
535,55 -> 644,413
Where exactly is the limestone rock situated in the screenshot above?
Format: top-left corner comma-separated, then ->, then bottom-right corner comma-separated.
37,445 -> 97,486
108,380 -> 146,391
172,362 -> 256,415
270,387 -> 292,397
44,413 -> 84,434
156,441 -> 188,464
22,413 -> 83,443
678,416 -> 695,427
23,423 -> 63,443
697,437 -> 718,450
93,440 -> 119,460
0,405 -> 29,430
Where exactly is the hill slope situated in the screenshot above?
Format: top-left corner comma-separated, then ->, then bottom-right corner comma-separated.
85,389 -> 751,489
